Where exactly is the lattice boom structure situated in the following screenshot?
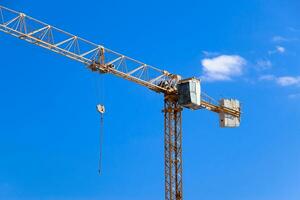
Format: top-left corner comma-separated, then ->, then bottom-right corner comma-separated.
0,6 -> 180,93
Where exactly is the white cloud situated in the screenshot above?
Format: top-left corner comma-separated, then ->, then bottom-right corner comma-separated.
272,35 -> 299,43
288,93 -> 300,99
260,75 -> 300,86
276,76 -> 300,86
202,51 -> 219,57
259,74 -> 276,81
272,36 -> 288,42
276,46 -> 285,53
256,59 -> 272,70
288,27 -> 300,32
201,55 -> 246,81
268,46 -> 286,54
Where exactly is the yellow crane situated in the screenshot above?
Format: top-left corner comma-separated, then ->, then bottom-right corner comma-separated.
0,5 -> 241,200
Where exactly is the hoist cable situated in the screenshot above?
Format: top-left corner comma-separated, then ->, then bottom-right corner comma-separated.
98,113 -> 104,175
94,74 -> 105,175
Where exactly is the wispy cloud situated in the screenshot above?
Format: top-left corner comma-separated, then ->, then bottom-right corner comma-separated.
202,51 -> 219,57
259,74 -> 276,81
277,76 -> 300,86
288,93 -> 300,99
272,36 -> 289,42
260,75 -> 300,86
201,55 -> 246,81
288,27 -> 300,32
256,59 -> 272,70
272,35 -> 299,43
268,46 -> 286,55
276,46 -> 285,53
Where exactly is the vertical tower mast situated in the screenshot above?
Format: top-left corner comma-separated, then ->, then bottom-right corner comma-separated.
164,95 -> 183,200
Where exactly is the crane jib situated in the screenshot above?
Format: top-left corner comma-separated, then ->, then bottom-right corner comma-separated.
0,5 -> 241,119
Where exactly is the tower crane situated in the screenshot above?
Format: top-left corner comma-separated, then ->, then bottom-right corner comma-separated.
0,5 -> 241,200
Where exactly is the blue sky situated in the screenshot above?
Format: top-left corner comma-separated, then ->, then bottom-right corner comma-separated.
0,0 -> 300,200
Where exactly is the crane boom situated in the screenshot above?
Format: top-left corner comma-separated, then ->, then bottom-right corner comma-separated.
0,6 -> 178,93
0,5 -> 240,118
0,5 -> 241,200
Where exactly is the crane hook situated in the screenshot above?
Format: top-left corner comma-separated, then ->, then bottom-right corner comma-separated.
97,104 -> 105,114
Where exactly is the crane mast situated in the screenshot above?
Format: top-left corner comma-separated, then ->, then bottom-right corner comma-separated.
164,95 -> 183,200
0,6 -> 241,200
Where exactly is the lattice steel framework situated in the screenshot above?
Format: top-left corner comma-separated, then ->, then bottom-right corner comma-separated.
0,6 -> 180,94
0,5 -> 241,117
164,95 -> 183,200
